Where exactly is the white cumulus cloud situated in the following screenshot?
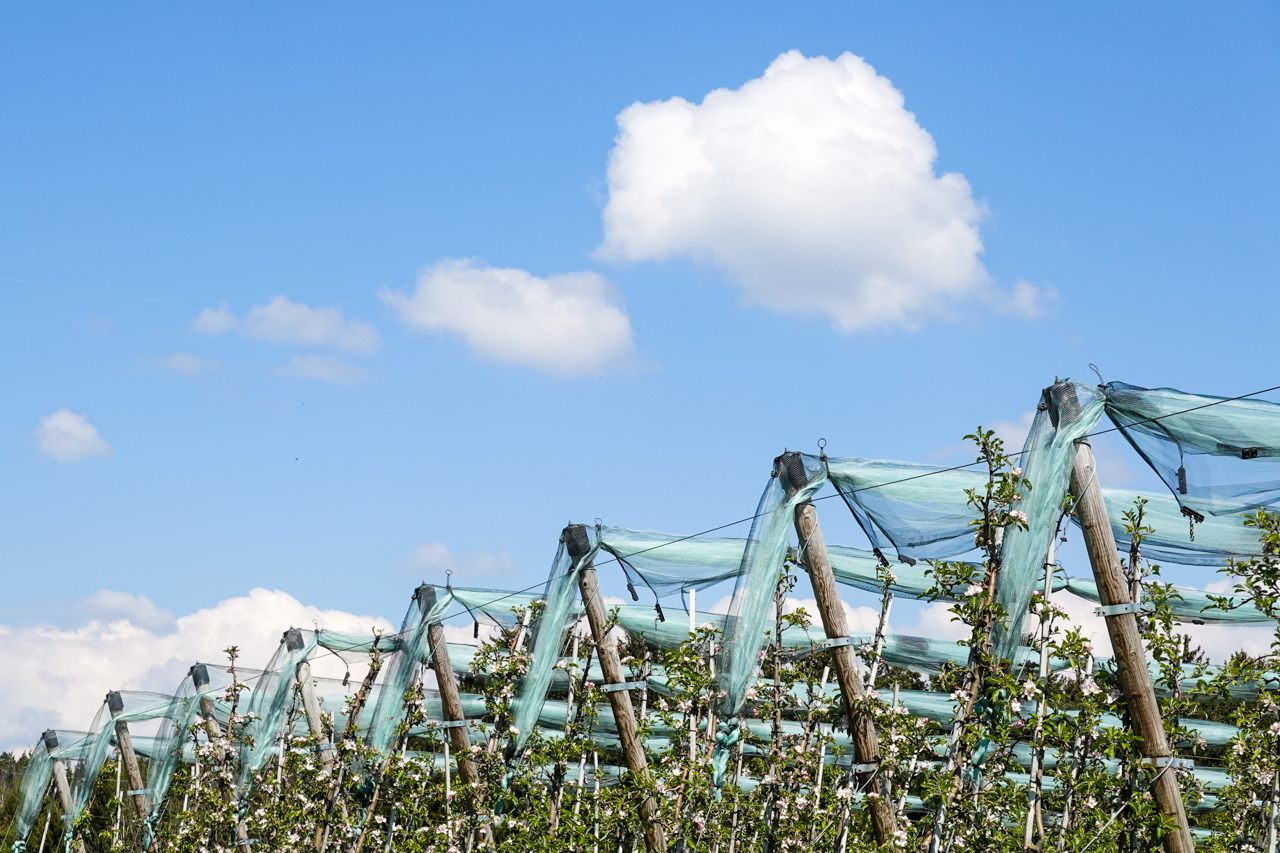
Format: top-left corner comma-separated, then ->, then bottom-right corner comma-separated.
598,49 -> 989,331
0,589 -> 393,751
381,258 -> 634,374
192,297 -> 380,353
34,409 -> 112,463
275,355 -> 371,385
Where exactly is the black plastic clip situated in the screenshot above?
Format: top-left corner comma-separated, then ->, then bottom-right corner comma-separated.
654,602 -> 665,623
897,554 -> 917,567
473,620 -> 480,639
1242,447 -> 1261,460
1177,466 -> 1188,495
627,581 -> 639,602
872,548 -> 891,569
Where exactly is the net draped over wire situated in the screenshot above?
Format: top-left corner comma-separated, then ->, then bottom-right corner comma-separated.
12,376 -> 1280,851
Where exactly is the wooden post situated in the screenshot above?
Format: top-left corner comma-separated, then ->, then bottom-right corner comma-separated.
1069,437 -> 1194,853
780,451 -> 897,847
189,663 -> 247,845
42,731 -> 88,853
283,629 -> 334,776
105,692 -> 149,820
415,585 -> 477,786
563,524 -> 666,853
188,664 -> 223,741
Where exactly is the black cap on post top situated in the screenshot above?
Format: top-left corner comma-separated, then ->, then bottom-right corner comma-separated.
283,628 -> 305,653
42,730 -> 59,751
106,691 -> 124,715
775,450 -> 809,494
1046,380 -> 1082,430
189,663 -> 210,690
415,583 -> 439,615
562,524 -> 591,563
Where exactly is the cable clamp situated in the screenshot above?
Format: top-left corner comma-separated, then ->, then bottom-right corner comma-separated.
1094,602 -> 1154,617
817,637 -> 861,650
1144,756 -> 1193,771
427,720 -> 469,729
849,762 -> 880,774
126,789 -> 149,796
600,680 -> 647,693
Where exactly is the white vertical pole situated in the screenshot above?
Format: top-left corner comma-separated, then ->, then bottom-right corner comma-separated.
112,755 -> 122,845
1024,530 -> 1059,849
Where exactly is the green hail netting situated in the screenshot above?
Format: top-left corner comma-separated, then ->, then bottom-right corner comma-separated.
1104,381 -> 1280,518
15,377 -> 1280,842
509,529 -> 599,753
825,380 -> 1110,662
710,451 -> 828,786
10,732 -> 59,853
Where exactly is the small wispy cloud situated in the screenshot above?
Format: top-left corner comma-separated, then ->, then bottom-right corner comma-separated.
275,355 -> 371,385
407,541 -> 518,584
156,352 -> 221,375
34,409 -> 112,463
998,280 -> 1060,319
192,297 -> 380,353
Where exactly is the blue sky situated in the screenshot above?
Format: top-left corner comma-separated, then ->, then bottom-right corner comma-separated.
1,3 -> 1278,738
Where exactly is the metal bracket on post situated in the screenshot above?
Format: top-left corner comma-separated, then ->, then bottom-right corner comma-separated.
425,720 -> 470,729
599,680 -> 647,693
1144,756 -> 1194,771
849,762 -> 880,774
816,637 -> 861,651
1094,602 -> 1155,617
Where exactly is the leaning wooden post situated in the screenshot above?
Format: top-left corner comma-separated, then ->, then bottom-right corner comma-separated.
284,629 -> 334,776
780,451 -> 897,847
563,524 -> 666,853
415,584 -> 478,786
105,692 -> 149,820
43,731 -> 88,853
1066,427 -> 1194,853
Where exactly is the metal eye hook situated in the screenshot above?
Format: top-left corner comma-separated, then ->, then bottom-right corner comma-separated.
1089,363 -> 1105,386
446,568 -> 453,590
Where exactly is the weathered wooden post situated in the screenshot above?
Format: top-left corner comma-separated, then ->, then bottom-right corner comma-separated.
43,730 -> 88,853
283,629 -> 334,776
779,451 -> 897,847
1055,382 -> 1194,853
563,524 -> 666,853
105,692 -> 149,820
188,664 -> 223,740
415,584 -> 478,786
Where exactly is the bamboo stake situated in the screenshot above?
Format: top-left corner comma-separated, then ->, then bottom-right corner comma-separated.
780,451 -> 896,846
111,754 -> 121,846
564,524 -> 666,853
1023,526 -> 1061,849
866,588 -> 893,690
1266,767 -> 1279,853
36,796 -> 51,853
